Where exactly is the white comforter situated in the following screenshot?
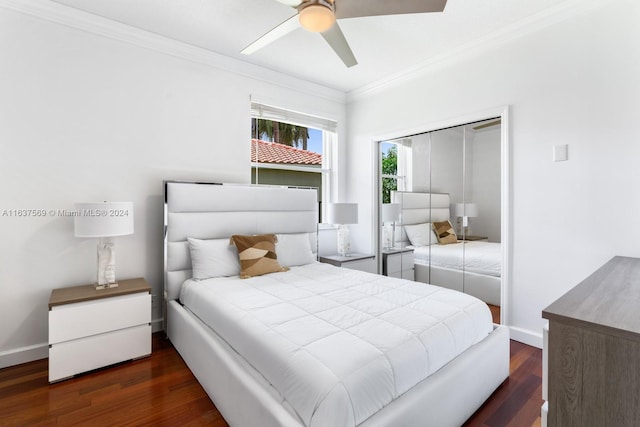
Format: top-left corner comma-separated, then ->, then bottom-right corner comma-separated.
412,241 -> 501,277
180,262 -> 493,427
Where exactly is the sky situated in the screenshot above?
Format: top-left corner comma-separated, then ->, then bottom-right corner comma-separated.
307,128 -> 322,154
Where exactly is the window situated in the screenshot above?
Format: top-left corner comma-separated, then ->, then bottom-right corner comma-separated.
251,102 -> 336,221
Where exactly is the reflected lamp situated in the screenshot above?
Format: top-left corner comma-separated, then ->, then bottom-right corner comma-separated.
382,203 -> 401,250
454,203 -> 478,237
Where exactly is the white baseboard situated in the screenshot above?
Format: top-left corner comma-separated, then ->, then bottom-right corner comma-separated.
0,342 -> 48,369
509,326 -> 543,348
0,317 -> 165,370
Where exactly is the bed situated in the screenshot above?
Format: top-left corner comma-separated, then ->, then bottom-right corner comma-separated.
391,191 -> 502,306
164,181 -> 509,427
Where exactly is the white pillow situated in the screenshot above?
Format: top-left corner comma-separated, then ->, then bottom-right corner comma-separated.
276,233 -> 316,267
187,237 -> 240,279
404,223 -> 438,246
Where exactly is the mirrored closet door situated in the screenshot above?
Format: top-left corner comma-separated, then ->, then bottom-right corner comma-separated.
377,118 -> 502,319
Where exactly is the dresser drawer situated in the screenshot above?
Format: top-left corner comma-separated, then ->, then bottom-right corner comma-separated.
49,324 -> 151,382
49,292 -> 151,344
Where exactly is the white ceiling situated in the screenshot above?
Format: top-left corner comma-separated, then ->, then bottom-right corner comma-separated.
49,0 -> 575,93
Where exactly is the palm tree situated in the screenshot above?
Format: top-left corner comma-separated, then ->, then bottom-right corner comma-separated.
252,119 -> 310,150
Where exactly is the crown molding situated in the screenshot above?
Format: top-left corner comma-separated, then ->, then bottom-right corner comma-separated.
347,0 -> 614,102
0,0 -> 346,104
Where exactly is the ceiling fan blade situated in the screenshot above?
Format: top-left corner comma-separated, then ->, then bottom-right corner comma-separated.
335,0 -> 447,19
321,23 -> 357,67
241,14 -> 300,55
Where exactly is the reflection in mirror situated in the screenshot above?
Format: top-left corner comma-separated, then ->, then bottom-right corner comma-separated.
381,203 -> 400,250
377,118 -> 502,324
379,139 -> 415,280
429,126 -> 465,294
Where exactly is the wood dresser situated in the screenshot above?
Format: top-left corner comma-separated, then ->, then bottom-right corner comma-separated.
542,256 -> 640,427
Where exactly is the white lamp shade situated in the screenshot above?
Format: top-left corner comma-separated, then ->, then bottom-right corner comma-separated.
454,203 -> 478,218
74,202 -> 134,237
382,203 -> 401,222
327,203 -> 358,225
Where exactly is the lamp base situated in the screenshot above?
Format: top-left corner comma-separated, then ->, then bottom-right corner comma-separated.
336,224 -> 351,257
96,238 -> 117,290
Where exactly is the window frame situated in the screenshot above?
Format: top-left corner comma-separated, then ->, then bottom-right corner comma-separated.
250,102 -> 337,222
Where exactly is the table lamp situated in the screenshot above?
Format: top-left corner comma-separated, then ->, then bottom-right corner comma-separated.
74,201 -> 134,289
327,203 -> 358,256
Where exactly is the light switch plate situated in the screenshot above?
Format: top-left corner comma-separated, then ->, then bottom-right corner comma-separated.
553,144 -> 568,162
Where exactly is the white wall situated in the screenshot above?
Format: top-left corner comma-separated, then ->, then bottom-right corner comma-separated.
346,0 -> 640,346
0,3 -> 346,367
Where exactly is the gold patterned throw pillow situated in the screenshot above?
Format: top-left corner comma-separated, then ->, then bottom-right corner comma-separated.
230,234 -> 289,279
432,221 -> 458,245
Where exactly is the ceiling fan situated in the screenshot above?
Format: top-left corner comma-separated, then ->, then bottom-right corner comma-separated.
241,0 -> 448,68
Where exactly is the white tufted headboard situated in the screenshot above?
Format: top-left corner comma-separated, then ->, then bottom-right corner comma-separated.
163,181 -> 318,302
391,191 -> 451,247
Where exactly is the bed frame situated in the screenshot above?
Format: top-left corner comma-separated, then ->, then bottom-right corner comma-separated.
392,191 -> 502,306
164,181 -> 509,427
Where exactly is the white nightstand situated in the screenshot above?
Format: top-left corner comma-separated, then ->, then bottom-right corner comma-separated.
382,247 -> 415,280
319,253 -> 376,274
48,277 -> 152,383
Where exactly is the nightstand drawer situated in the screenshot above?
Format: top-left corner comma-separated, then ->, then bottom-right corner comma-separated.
342,258 -> 377,274
386,252 -> 414,274
49,324 -> 151,382
49,292 -> 151,344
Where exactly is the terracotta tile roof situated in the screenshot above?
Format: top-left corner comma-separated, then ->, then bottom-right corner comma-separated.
251,139 -> 322,165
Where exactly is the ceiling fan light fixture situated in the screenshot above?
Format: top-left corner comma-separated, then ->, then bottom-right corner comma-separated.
298,1 -> 335,33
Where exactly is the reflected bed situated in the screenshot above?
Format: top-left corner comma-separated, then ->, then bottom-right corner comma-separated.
392,191 -> 502,306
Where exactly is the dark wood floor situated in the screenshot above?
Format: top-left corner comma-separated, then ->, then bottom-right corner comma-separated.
488,304 -> 500,324
463,340 -> 543,427
0,333 -> 542,426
